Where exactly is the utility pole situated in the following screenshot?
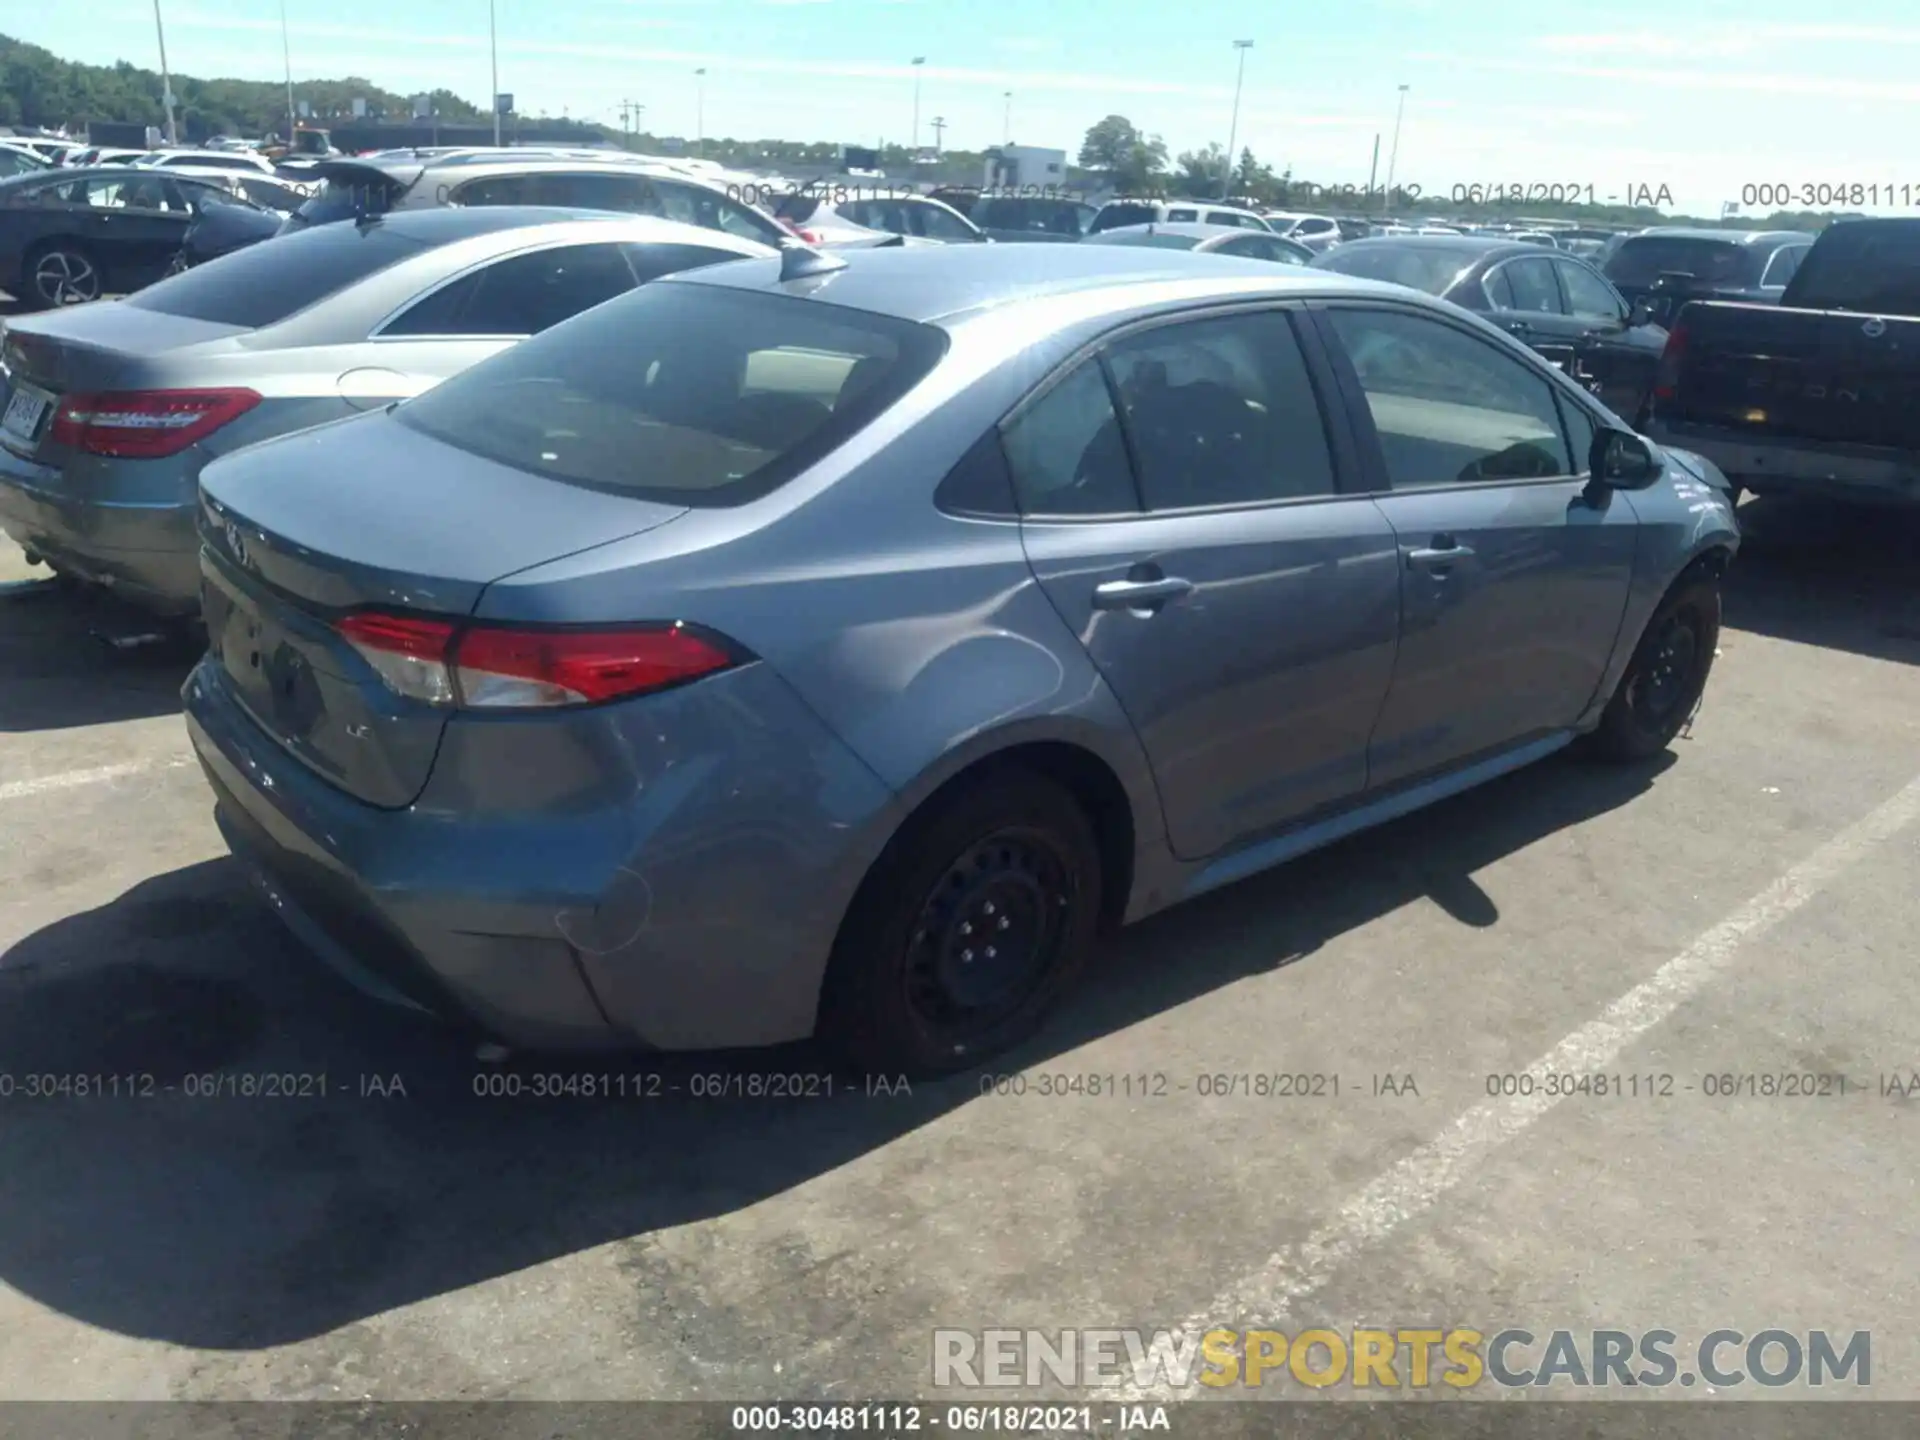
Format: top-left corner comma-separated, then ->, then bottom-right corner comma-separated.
152,0 -> 178,145
910,56 -> 925,150
1002,90 -> 1012,144
489,0 -> 501,145
1368,132 -> 1380,210
1384,83 -> 1409,218
930,116 -> 946,153
694,68 -> 706,155
1223,40 -> 1253,200
280,0 -> 296,146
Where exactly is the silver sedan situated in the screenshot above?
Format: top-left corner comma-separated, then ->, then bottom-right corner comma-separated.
0,207 -> 775,615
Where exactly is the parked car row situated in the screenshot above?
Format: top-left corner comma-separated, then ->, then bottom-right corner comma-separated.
0,212 -> 1740,1075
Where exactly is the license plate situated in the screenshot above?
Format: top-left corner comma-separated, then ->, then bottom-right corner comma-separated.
1,382 -> 52,445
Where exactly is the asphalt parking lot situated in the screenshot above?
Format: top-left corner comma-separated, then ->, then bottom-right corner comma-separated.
0,498 -> 1917,1410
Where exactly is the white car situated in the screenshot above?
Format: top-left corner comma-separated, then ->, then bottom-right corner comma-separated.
1262,211 -> 1343,254
134,148 -> 282,177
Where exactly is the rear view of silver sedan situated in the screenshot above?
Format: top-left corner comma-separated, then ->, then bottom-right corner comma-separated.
0,207 -> 774,614
182,243 -> 1737,1078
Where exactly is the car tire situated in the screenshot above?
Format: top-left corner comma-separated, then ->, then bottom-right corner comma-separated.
21,241 -> 104,310
819,768 -> 1104,1079
1583,573 -> 1722,762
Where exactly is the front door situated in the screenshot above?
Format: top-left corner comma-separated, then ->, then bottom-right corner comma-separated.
1552,256 -> 1658,420
1312,303 -> 1639,789
1009,307 -> 1402,860
1483,254 -> 1584,375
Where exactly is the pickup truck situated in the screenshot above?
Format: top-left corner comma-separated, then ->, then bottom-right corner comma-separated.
1639,217 -> 1920,507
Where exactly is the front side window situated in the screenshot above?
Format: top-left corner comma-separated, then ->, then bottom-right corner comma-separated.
1557,260 -> 1625,320
649,179 -> 784,243
1760,245 -> 1806,288
1001,362 -> 1138,517
913,203 -> 981,241
394,283 -> 947,506
1103,311 -> 1336,508
1324,307 -> 1573,489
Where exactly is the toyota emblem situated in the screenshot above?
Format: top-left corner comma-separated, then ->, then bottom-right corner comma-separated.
1862,317 -> 1887,338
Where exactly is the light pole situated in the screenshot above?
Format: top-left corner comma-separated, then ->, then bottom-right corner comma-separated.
1222,39 -> 1253,199
910,56 -> 925,151
152,0 -> 178,145
1002,90 -> 1012,144
280,0 -> 295,145
489,0 -> 501,145
1384,83 -> 1409,217
694,68 -> 706,155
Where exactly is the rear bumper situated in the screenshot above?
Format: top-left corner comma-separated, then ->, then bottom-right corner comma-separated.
1643,419 -> 1920,507
183,653 -> 901,1054
0,448 -> 201,613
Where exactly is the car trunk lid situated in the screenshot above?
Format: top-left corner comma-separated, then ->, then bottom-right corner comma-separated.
197,410 -> 690,808
1,306 -> 246,457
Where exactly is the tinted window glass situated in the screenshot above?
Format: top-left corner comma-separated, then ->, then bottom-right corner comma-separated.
1002,362 -> 1138,517
620,242 -> 753,283
1483,266 -> 1516,308
126,224 -> 429,327
1314,243 -> 1477,297
1326,307 -> 1572,489
1104,311 -> 1335,508
1557,260 -> 1623,319
1760,244 -> 1806,288
972,198 -> 1094,236
436,244 -> 637,335
395,285 -> 947,506
1092,202 -> 1157,232
650,179 -> 784,242
915,203 -> 980,241
1604,237 -> 1752,288
1783,224 -> 1920,310
1504,257 -> 1562,313
1165,207 -> 1200,222
287,173 -> 400,230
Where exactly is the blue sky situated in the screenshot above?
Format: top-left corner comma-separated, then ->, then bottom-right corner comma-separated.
19,0 -> 1920,215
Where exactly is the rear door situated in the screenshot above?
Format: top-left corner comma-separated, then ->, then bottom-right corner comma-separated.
1552,256 -> 1655,417
1485,254 -> 1582,373
1013,305 -> 1402,860
1311,303 -> 1638,788
357,241 -> 648,406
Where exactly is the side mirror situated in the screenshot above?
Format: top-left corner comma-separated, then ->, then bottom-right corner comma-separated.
1590,428 -> 1663,489
1627,298 -> 1653,327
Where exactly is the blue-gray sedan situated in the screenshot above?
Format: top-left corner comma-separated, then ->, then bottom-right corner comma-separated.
182,242 -> 1741,1075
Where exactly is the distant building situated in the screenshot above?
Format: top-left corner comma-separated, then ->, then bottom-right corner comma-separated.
983,145 -> 1067,189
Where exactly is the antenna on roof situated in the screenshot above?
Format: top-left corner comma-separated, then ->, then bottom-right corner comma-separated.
779,239 -> 849,281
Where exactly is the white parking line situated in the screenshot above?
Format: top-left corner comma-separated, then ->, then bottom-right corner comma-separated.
1116,768 -> 1920,1402
0,756 -> 190,805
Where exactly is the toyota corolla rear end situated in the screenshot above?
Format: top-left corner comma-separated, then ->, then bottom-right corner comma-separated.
183,275 -> 948,1052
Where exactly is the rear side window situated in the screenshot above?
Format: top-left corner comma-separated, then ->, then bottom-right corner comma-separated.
973,198 -> 1093,236
456,172 -> 655,211
1092,202 -> 1157,232
394,283 -> 948,506
382,243 -> 640,337
1104,311 -> 1336,507
126,224 -> 428,327
1164,207 -> 1200,222
1002,362 -> 1139,517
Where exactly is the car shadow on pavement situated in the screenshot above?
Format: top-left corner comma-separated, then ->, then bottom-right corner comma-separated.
1722,496 -> 1920,667
0,581 -> 201,731
0,748 -> 1671,1351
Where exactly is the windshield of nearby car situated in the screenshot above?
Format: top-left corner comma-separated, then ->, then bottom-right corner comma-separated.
1313,243 -> 1477,295
395,282 -> 949,506
1603,236 -> 1753,287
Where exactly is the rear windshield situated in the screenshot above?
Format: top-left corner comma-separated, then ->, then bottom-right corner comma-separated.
1313,244 -> 1476,296
125,223 -> 428,327
970,198 -> 1094,236
1603,237 -> 1754,288
1782,223 -> 1920,313
283,173 -> 402,232
1091,202 -> 1158,232
394,281 -> 950,507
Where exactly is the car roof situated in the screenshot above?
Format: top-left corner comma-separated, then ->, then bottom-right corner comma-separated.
343,205 -> 772,251
674,239 -> 1392,325
1626,227 -> 1807,245
1092,221 -> 1263,241
1329,234 -> 1542,260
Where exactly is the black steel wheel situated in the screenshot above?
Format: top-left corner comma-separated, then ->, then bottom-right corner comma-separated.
1585,573 -> 1722,761
822,769 -> 1103,1077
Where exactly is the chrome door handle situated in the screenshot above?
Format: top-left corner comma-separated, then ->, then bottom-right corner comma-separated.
1406,543 -> 1474,570
1091,576 -> 1194,610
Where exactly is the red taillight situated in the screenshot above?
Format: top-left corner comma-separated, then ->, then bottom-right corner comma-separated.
1651,320 -> 1689,403
334,613 -> 739,709
51,387 -> 261,458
